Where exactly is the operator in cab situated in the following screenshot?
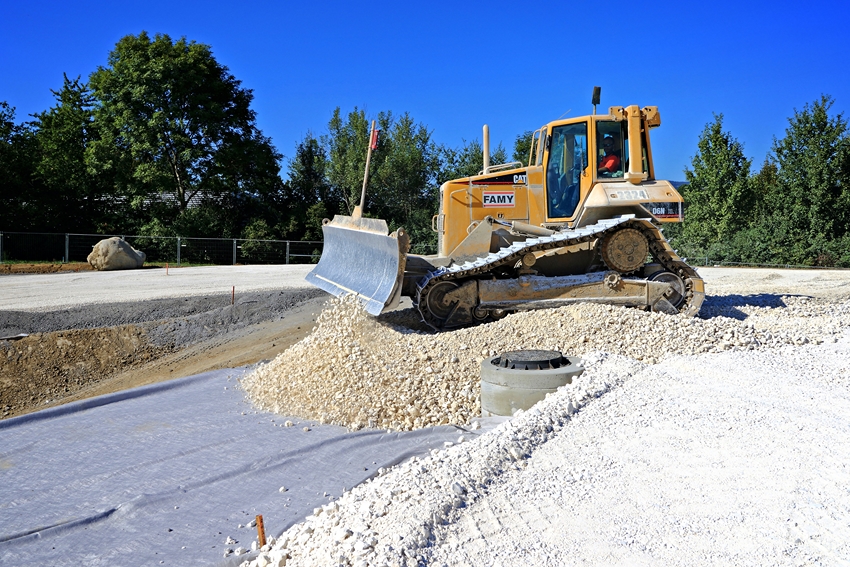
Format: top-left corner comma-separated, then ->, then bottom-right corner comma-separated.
597,135 -> 620,176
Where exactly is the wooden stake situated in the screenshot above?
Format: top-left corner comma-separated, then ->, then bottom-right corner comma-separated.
166,262 -> 169,275
255,514 -> 266,547
231,285 -> 235,305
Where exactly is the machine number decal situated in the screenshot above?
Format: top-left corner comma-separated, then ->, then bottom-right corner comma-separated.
641,201 -> 683,220
482,191 -> 516,207
613,189 -> 649,200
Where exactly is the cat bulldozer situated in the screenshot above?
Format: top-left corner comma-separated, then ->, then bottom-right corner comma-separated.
307,94 -> 705,330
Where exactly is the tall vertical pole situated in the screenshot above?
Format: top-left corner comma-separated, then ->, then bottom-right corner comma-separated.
483,125 -> 490,174
356,120 -> 377,219
65,234 -> 69,263
232,239 -> 237,265
177,237 -> 181,266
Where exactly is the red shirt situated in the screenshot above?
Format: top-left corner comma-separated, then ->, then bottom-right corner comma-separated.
599,153 -> 620,173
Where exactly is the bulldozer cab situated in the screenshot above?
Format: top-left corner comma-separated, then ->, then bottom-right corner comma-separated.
543,108 -> 655,223
594,118 -> 651,180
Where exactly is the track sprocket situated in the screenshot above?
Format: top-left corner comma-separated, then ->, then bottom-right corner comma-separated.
600,228 -> 649,273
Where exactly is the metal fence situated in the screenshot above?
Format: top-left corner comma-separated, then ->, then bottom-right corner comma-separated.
686,258 -> 849,270
4,232 -> 846,271
0,232 -> 323,266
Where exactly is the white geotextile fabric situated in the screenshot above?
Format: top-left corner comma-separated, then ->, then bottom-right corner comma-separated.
0,368 -> 475,567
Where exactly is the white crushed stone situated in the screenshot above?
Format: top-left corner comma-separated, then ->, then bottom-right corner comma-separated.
236,339 -> 850,567
232,269 -> 850,566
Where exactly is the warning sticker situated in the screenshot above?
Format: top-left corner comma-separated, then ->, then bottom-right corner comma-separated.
482,191 -> 515,208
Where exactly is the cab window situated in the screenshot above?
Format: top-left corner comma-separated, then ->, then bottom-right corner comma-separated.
596,121 -> 625,178
546,123 -> 587,218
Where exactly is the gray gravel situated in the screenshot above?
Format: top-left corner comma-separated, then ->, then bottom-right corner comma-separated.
258,341 -> 850,567
1,289 -> 323,349
4,264 -> 850,566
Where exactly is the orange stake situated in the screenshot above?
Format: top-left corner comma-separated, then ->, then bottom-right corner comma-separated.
256,514 -> 266,547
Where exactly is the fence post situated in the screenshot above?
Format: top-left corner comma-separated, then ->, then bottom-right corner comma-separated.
0,232 -> 3,264
65,234 -> 70,264
286,241 -> 290,264
233,239 -> 237,265
177,237 -> 181,266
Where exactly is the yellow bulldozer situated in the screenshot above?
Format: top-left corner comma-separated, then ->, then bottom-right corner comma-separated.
307,90 -> 705,330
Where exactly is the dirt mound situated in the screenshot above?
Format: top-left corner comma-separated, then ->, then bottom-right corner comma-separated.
0,262 -> 94,274
0,326 -> 170,415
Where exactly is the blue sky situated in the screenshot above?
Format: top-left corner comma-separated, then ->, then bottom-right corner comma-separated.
2,0 -> 847,181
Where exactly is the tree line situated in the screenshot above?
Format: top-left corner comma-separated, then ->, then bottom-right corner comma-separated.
669,96 -> 850,267
0,32 -> 526,256
1,32 -> 847,265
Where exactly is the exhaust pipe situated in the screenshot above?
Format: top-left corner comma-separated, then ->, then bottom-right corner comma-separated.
483,124 -> 490,174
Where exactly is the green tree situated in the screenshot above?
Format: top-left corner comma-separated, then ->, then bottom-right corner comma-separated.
323,107 -> 376,215
371,112 -> 440,253
0,103 -> 40,232
437,139 -> 508,186
512,130 -> 534,165
88,31 -> 282,236
31,75 -> 117,232
680,114 -> 754,255
768,95 -> 850,264
293,108 -> 520,255
283,132 -> 332,240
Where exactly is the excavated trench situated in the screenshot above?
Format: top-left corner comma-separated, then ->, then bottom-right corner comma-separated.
0,268 -> 325,419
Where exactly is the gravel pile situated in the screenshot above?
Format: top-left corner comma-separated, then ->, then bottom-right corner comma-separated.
241,293 -> 850,431
233,284 -> 850,566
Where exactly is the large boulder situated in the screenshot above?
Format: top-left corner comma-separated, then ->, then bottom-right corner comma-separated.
87,237 -> 146,271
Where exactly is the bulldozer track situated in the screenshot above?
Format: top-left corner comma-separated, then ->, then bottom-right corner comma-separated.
414,215 -> 704,330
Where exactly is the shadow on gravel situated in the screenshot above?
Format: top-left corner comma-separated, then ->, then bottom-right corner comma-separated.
699,293 -> 808,320
377,307 -> 433,333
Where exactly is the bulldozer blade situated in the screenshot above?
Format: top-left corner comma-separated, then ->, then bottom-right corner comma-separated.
305,215 -> 409,316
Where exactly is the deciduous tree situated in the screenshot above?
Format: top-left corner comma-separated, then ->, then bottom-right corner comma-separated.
31,75 -> 117,232
87,32 -> 282,235
437,139 -> 507,186
283,132 -> 331,240
512,130 -> 534,165
322,108 -> 442,252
